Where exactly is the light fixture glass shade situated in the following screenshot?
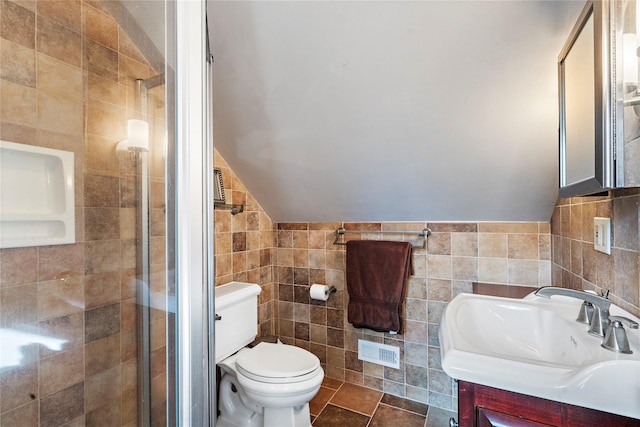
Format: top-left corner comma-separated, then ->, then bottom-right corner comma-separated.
127,119 -> 149,150
117,119 -> 149,152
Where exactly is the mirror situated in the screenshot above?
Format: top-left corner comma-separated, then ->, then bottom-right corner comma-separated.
559,0 -> 640,197
559,0 -> 613,197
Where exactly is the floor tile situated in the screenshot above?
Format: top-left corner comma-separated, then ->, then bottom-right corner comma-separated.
329,383 -> 383,416
313,379 -> 455,427
312,404 -> 370,427
425,406 -> 457,427
369,404 -> 426,427
321,377 -> 343,390
310,386 -> 337,416
380,393 -> 429,416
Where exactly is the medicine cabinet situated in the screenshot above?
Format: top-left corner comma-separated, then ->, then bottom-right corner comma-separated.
559,0 -> 640,197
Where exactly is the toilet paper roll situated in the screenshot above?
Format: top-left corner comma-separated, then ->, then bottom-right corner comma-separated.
310,284 -> 330,301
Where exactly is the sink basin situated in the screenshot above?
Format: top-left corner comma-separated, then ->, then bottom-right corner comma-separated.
439,292 -> 640,419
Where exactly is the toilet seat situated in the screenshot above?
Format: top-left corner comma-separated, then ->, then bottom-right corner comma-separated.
236,342 -> 321,384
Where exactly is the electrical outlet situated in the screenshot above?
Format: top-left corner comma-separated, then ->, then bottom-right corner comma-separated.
593,217 -> 611,254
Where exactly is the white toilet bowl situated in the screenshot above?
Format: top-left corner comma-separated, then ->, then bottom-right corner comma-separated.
217,342 -> 324,427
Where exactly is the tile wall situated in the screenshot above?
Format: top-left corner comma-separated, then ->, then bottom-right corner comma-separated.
551,189 -> 640,317
274,221 -> 551,410
5,2 -> 637,420
0,0 -> 163,425
214,151 -> 277,336
212,139 -> 637,414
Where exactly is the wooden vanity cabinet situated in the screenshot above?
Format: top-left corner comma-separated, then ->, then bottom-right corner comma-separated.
457,381 -> 640,427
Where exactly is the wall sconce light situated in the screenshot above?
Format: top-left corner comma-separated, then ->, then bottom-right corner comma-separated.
116,119 -> 149,152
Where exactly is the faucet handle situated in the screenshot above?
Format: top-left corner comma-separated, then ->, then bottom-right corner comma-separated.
576,301 -> 594,324
609,315 -> 639,329
588,305 -> 610,337
601,316 -> 637,354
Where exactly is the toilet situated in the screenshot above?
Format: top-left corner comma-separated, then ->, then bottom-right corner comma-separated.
215,281 -> 324,427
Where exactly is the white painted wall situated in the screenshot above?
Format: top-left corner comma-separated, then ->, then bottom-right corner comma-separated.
208,1 -> 585,222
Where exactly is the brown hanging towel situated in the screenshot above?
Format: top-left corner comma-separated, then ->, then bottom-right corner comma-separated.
345,240 -> 413,334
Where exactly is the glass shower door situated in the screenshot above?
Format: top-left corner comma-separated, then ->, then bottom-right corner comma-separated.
118,1 -> 212,424
0,0 -> 205,425
0,0 -> 211,424
101,2 -> 177,425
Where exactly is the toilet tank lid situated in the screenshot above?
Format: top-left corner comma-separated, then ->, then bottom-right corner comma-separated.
215,281 -> 261,310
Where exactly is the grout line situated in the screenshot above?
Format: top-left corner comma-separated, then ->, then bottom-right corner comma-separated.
325,383 -> 383,420
322,378 -> 345,391
317,380 -> 432,425
322,402 -> 375,420
377,403 -> 429,419
328,402 -> 377,419
312,386 -> 340,418
332,382 -> 345,392
364,396 -> 383,427
311,381 -> 344,419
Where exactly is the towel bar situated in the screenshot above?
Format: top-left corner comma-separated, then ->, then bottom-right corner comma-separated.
333,227 -> 431,249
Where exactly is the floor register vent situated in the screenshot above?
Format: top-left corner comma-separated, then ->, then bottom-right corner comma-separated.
357,339 -> 400,369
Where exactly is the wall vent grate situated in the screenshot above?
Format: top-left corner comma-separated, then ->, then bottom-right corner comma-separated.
357,339 -> 400,369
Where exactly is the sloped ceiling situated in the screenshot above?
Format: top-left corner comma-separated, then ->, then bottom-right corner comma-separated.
208,1 -> 585,223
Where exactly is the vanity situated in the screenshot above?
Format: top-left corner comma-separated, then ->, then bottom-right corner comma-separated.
440,284 -> 640,427
457,380 -> 638,427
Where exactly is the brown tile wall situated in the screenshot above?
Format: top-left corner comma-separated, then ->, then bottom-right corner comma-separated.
208,161 -> 595,412
214,178 -> 640,412
5,2 -> 638,420
275,221 -> 551,410
0,1 -> 163,425
551,190 -> 640,317
214,151 -> 277,336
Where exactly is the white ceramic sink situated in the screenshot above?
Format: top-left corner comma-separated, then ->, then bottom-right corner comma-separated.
439,292 -> 640,419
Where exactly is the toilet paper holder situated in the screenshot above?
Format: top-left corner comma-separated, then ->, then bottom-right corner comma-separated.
309,284 -> 338,301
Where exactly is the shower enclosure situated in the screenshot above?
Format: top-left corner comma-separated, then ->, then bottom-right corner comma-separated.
0,0 -> 211,425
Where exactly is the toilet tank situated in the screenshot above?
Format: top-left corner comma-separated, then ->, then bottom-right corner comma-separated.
214,281 -> 262,363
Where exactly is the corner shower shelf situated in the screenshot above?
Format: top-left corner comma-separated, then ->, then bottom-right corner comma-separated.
0,140 -> 75,248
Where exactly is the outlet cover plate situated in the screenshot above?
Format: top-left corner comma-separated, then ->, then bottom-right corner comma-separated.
594,217 -> 611,254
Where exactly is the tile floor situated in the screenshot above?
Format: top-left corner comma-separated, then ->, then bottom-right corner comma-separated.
310,378 -> 457,427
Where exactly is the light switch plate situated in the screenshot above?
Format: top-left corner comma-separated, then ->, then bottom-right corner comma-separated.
593,217 -> 611,254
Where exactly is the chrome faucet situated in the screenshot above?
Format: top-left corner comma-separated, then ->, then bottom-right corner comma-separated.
534,287 -> 611,337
